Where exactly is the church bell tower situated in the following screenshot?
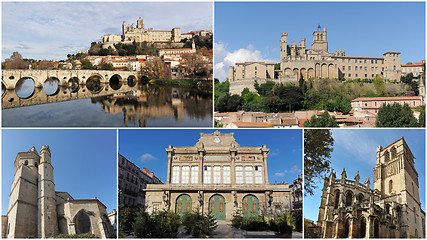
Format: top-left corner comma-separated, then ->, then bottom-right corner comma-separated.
38,145 -> 59,238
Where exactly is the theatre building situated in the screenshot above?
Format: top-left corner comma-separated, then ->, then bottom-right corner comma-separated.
144,131 -> 292,221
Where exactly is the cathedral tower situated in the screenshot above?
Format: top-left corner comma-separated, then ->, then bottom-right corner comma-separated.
6,147 -> 40,238
373,137 -> 423,237
311,27 -> 328,52
37,145 -> 58,238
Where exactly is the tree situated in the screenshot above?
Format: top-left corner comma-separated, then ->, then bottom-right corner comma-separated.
214,79 -> 229,103
254,80 -> 275,97
373,75 -> 385,96
37,60 -> 55,70
80,59 -> 94,70
274,63 -> 280,70
304,129 -> 334,196
3,51 -> 29,69
418,108 -> 425,127
182,52 -> 211,77
140,57 -> 166,79
376,103 -> 419,127
118,204 -> 136,237
215,94 -> 243,112
303,112 -> 338,128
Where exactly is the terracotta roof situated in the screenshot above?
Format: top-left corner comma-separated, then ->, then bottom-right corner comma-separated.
352,96 -> 420,102
282,118 -> 298,126
383,51 -> 401,54
298,119 -> 308,127
214,112 -> 231,117
349,109 -> 354,114
402,62 -> 425,67
231,122 -> 271,128
336,118 -> 363,123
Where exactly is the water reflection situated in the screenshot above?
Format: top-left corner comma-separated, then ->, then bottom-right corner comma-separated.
2,82 -> 213,127
68,77 -> 79,93
43,77 -> 59,96
15,77 -> 35,99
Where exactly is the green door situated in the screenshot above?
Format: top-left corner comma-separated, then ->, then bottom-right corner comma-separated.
176,194 -> 192,216
242,195 -> 259,217
209,194 -> 226,220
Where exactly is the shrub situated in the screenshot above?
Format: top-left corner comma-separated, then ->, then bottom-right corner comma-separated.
182,210 -> 218,237
133,207 -> 181,238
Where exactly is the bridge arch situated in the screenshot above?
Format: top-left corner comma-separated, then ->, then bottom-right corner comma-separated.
16,77 -> 36,99
109,74 -> 123,90
86,74 -> 104,93
68,77 -> 80,93
43,77 -> 60,96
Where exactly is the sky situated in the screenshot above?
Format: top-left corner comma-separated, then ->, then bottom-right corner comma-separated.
119,129 -> 303,186
214,2 -> 426,81
304,129 -> 426,222
2,129 -> 117,215
2,2 -> 213,61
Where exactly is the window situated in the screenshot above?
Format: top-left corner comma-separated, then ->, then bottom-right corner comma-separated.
389,180 -> 393,193
365,74 -> 367,78
364,60 -> 367,63
223,166 -> 230,184
349,66 -> 351,70
348,59 -> 350,63
245,166 -> 253,184
356,74 -> 358,77
24,160 -> 28,166
203,166 -> 211,184
343,66 -> 345,70
355,66 -> 358,70
349,74 -> 351,77
255,166 -> 263,184
191,166 -> 198,184
364,67 -> 367,71
213,166 -> 221,184
172,166 -> 180,184
371,67 -> 374,71
236,166 -> 243,184
355,59 -> 357,63
182,166 -> 189,184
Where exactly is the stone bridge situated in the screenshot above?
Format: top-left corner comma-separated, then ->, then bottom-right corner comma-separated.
2,69 -> 140,90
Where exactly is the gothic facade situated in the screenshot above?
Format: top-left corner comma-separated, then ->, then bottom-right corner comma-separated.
317,137 -> 425,238
2,146 -> 115,238
144,131 -> 293,221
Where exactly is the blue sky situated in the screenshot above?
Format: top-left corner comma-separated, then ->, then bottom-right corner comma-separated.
2,2 -> 213,61
119,129 -> 302,185
214,2 -> 426,81
2,129 -> 117,215
304,129 -> 426,222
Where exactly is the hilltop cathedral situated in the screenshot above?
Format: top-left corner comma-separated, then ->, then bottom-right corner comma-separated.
144,131 -> 295,221
2,146 -> 115,238
317,137 -> 425,238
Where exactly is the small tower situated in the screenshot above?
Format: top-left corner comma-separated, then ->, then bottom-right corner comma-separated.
419,76 -> 425,105
136,17 -> 144,29
280,32 -> 288,63
38,145 -> 58,238
192,40 -> 196,51
311,27 -> 328,52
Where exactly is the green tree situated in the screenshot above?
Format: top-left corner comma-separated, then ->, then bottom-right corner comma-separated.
215,94 -> 243,112
100,63 -> 115,70
118,204 -> 136,237
80,59 -> 94,70
274,63 -> 280,70
254,80 -> 275,97
214,79 -> 230,103
241,87 -> 250,96
133,208 -> 181,238
373,75 -> 385,96
418,108 -> 425,127
304,129 -> 334,196
182,211 -> 218,237
376,103 -> 419,127
303,112 -> 338,128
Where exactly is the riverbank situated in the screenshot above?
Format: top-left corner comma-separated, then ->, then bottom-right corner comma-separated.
150,78 -> 213,91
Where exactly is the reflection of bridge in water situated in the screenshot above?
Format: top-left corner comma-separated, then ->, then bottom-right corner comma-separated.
2,69 -> 140,109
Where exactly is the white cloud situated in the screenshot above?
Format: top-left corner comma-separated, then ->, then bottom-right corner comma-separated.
2,2 -> 212,61
138,153 -> 158,163
332,130 -> 377,163
274,165 -> 301,177
214,42 -> 278,81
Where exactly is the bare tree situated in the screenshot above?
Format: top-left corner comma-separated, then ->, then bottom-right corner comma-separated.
181,52 -> 212,78
3,52 -> 29,69
140,57 -> 166,79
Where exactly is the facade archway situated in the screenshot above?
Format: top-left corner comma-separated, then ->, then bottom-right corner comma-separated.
300,68 -> 307,80
293,68 -> 299,80
209,194 -> 226,220
74,210 -> 92,234
334,190 -> 340,209
308,68 -> 315,79
328,64 -> 335,79
343,217 -> 350,238
284,68 -> 292,76
321,64 -> 328,79
345,191 -> 353,207
360,217 -> 367,238
242,194 -> 259,218
315,64 -> 321,79
384,150 -> 390,162
374,218 -> 380,238
176,194 -> 192,216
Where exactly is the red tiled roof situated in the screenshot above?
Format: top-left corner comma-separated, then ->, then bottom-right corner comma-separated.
231,122 -> 271,128
401,62 -> 425,67
352,96 -> 420,102
298,119 -> 308,127
282,118 -> 297,126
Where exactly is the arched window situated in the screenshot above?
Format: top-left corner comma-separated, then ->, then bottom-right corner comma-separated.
334,190 -> 340,209
345,191 -> 353,207
391,147 -> 397,158
384,150 -> 390,162
360,217 -> 367,238
389,180 -> 393,193
76,212 -> 91,234
358,194 -> 364,204
24,160 -> 28,166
